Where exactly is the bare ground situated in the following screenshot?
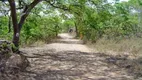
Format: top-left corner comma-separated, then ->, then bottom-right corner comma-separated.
18,33 -> 142,80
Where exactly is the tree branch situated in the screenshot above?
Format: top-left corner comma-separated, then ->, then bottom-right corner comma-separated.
18,0 -> 42,30
45,0 -> 69,11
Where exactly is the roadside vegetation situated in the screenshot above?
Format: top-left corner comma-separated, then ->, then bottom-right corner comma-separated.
1,0 -> 141,56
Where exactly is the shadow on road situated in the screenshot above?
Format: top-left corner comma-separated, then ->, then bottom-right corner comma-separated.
18,51 -> 142,80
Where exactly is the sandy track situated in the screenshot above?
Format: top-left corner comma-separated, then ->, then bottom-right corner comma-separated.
19,33 -> 138,80
21,33 -> 92,56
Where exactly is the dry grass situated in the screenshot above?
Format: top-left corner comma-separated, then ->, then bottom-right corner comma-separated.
87,38 -> 142,79
87,38 -> 142,58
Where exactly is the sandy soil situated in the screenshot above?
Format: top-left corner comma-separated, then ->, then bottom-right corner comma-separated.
19,33 -> 141,80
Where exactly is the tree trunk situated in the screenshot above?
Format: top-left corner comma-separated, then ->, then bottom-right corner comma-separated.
8,0 -> 20,52
74,22 -> 79,37
8,0 -> 41,52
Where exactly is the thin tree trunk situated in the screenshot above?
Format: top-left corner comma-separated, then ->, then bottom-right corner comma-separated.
74,22 -> 79,37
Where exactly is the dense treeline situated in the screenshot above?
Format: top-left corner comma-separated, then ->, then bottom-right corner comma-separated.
0,0 -> 142,46
71,0 -> 142,42
0,12 -> 62,46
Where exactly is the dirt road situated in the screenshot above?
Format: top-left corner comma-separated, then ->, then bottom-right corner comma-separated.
20,33 -> 139,80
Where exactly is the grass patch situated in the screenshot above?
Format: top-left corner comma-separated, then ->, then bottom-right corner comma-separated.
87,37 -> 142,58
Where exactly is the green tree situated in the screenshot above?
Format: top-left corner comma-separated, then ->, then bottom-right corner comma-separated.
0,0 -> 69,52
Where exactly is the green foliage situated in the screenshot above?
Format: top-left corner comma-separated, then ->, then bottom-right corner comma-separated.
0,0 -> 142,45
71,0 -> 141,42
0,10 -> 62,46
0,16 -> 12,40
20,14 -> 62,45
61,20 -> 74,32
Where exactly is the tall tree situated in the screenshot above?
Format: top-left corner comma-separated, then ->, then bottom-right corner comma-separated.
7,0 -> 41,52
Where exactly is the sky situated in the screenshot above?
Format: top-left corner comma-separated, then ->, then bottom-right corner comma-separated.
107,0 -> 129,3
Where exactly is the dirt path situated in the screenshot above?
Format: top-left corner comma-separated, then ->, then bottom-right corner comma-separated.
20,33 -> 139,80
